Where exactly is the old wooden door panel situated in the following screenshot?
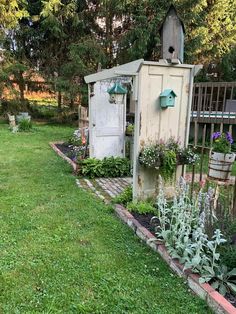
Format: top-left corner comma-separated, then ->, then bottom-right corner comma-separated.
90,81 -> 125,159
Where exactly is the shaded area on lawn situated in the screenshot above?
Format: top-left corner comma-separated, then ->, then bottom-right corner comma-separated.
0,123 -> 211,313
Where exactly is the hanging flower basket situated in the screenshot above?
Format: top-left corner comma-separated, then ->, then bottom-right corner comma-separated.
138,138 -> 199,180
208,132 -> 235,181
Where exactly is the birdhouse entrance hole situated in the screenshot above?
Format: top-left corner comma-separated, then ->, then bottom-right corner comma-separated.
168,46 -> 175,54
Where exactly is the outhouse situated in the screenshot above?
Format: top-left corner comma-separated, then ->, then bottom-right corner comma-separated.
85,59 -> 202,199
84,5 -> 202,200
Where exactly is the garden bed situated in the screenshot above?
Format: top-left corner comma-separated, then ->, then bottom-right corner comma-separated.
115,205 -> 236,314
50,141 -> 77,172
55,142 -> 76,160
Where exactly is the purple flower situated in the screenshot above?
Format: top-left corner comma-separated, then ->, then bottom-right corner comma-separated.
212,132 -> 221,140
226,132 -> 233,144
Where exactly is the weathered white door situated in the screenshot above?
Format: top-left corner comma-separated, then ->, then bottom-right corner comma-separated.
89,81 -> 126,159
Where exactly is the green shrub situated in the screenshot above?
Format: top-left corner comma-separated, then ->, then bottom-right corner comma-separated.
79,157 -> 131,178
220,245 -> 236,269
127,201 -> 156,214
18,118 -> 32,132
113,186 -> 132,206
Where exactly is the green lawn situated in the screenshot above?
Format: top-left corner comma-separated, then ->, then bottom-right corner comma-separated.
0,122 -> 211,313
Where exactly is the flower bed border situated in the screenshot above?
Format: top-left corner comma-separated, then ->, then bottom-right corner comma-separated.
49,141 -> 77,172
114,204 -> 236,314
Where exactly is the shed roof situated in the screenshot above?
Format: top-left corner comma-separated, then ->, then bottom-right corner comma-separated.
84,59 -> 144,84
84,59 -> 199,84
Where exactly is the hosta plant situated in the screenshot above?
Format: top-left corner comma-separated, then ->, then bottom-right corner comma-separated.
79,157 -> 131,178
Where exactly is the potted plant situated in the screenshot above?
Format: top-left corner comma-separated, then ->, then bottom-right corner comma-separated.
208,132 -> 235,181
125,123 -> 134,136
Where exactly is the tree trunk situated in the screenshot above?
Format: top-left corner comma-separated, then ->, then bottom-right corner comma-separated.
18,71 -> 25,105
57,91 -> 62,110
70,98 -> 75,109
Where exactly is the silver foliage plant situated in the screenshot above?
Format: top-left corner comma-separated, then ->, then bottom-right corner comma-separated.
155,176 -> 226,274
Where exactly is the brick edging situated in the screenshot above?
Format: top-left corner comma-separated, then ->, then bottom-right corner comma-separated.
49,142 -> 77,172
114,204 -> 236,314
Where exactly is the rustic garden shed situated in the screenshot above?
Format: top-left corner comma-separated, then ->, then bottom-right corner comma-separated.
85,59 -> 202,199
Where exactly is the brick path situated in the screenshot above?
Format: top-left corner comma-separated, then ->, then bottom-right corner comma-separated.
76,177 -> 132,203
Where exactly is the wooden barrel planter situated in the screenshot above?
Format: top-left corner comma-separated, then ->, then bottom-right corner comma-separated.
208,151 -> 235,181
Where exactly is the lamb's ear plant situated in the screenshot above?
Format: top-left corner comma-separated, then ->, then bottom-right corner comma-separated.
155,176 -> 231,296
200,266 -> 236,296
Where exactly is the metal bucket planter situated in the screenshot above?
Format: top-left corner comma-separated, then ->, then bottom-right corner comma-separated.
19,112 -> 29,117
208,151 -> 235,181
16,113 -> 31,123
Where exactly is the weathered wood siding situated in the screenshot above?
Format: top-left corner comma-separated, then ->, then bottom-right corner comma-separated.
133,63 -> 193,199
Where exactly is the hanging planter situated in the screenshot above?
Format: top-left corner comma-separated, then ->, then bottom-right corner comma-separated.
208,132 -> 235,181
138,138 -> 199,180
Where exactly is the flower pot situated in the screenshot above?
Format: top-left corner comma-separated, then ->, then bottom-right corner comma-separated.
16,114 -> 31,123
208,151 -> 235,181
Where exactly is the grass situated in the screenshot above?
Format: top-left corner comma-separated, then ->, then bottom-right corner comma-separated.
0,122 -> 211,313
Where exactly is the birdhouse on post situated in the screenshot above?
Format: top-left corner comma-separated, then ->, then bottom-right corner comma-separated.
159,5 -> 185,64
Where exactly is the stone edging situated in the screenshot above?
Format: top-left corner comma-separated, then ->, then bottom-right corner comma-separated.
115,204 -> 236,314
49,141 -> 77,172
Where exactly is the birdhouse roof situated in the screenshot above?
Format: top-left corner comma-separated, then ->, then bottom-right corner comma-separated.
160,89 -> 177,97
159,4 -> 185,34
107,82 -> 127,94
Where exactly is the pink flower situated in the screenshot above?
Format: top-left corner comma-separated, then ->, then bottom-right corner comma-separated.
200,180 -> 206,188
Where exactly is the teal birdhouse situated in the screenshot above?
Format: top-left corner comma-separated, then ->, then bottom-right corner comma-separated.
160,89 -> 177,108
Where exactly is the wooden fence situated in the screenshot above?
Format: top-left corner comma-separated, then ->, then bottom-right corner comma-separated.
78,105 -> 89,128
191,82 -> 236,124
187,82 -> 236,217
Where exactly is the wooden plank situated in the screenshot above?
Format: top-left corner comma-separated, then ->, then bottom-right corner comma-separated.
197,85 -> 202,118
210,123 -> 214,146
215,85 -> 220,113
220,122 -> 223,133
230,86 -> 234,100
232,181 -> 236,218
191,164 -> 195,199
194,121 -> 198,147
203,85 -> 207,114
200,124 -> 206,181
222,84 -> 227,111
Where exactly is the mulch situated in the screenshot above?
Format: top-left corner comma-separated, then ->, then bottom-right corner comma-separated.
55,143 -> 76,161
